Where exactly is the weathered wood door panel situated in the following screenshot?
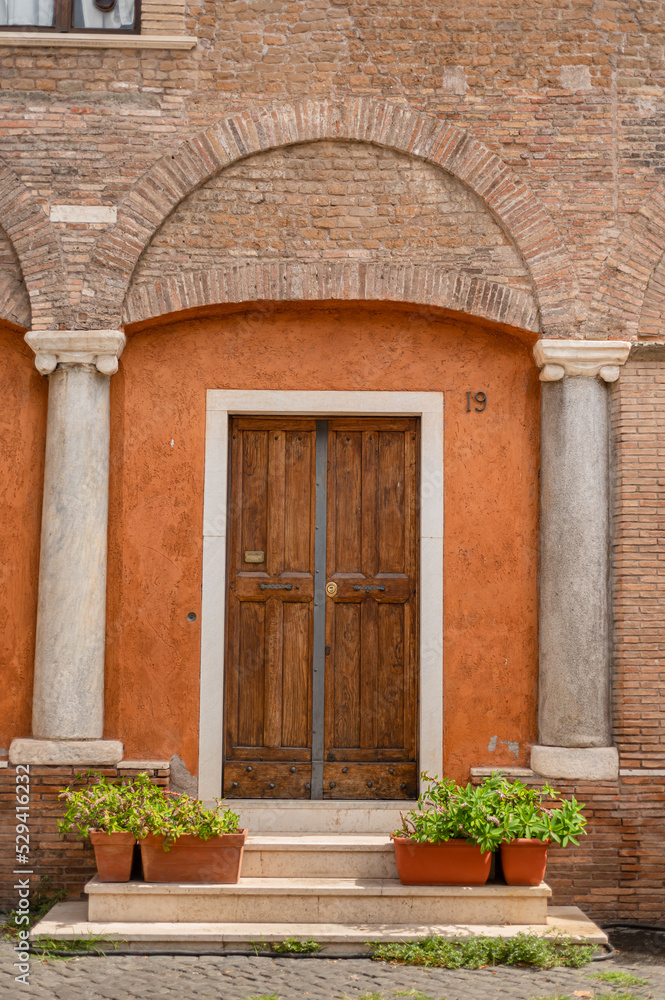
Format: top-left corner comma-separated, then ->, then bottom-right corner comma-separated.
224,418 -> 316,798
324,419 -> 419,799
224,416 -> 419,800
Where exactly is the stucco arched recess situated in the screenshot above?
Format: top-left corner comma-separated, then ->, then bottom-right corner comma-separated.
0,163 -> 69,331
588,182 -> 665,339
80,98 -> 577,335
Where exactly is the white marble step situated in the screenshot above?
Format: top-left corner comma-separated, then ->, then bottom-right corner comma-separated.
32,900 -> 608,954
220,799 -> 417,834
243,834 -> 398,878
86,875 -> 551,926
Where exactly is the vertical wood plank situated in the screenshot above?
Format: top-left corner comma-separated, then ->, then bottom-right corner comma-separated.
362,428 -> 379,579
282,602 -> 311,747
284,429 -> 312,573
376,602 -> 404,748
378,431 -> 406,574
241,430 -> 268,558
263,596 -> 284,747
333,602 -> 361,747
335,430 -> 362,573
359,596 -> 378,749
237,600 -> 265,746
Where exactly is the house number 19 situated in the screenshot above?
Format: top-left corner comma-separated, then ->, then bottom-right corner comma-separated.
466,391 -> 487,412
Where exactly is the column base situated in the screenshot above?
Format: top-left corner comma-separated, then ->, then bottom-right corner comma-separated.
531,746 -> 619,780
9,739 -> 123,766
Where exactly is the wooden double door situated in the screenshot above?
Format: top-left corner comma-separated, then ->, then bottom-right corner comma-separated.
223,416 -> 419,800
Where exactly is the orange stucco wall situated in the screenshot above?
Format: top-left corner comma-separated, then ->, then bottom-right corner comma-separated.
107,302 -> 539,782
0,324 -> 46,752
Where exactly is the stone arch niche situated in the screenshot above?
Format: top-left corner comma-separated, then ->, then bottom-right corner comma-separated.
123,140 -> 539,334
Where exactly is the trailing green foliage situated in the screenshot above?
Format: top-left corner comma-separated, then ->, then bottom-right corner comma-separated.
394,772 -> 587,850
369,932 -> 597,969
1,876 -> 66,938
58,770 -> 240,847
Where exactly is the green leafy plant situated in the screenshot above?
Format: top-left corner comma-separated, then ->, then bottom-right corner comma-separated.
250,936 -> 321,955
58,770 -> 241,848
369,932 -> 597,969
394,772 -> 507,852
494,774 -> 587,847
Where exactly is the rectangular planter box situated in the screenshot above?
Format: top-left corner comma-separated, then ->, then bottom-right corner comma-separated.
139,830 -> 248,883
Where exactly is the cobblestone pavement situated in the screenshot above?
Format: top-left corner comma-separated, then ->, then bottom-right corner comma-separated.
2,942 -> 665,1000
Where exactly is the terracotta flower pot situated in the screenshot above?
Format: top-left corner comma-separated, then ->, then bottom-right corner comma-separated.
139,829 -> 248,883
500,838 -> 549,886
89,830 -> 136,882
392,836 -> 492,885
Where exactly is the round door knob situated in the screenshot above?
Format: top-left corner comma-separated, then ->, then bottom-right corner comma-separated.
325,581 -> 338,597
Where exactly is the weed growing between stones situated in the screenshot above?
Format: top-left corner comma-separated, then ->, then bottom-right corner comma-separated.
250,936 -> 322,954
369,932 -> 597,969
589,971 -> 650,988
1,876 -> 66,939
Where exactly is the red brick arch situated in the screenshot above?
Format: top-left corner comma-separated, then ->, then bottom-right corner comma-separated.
85,98 -> 576,335
0,163 -> 69,331
123,261 -> 540,334
588,182 -> 665,339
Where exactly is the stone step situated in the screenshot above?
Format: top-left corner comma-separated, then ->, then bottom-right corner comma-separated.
223,799 -> 416,834
32,901 -> 608,954
86,876 -> 551,926
243,834 -> 398,879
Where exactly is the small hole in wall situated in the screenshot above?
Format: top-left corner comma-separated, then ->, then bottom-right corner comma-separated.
187,612 -> 197,622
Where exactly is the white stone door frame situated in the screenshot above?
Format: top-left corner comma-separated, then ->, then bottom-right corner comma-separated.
198,390 -> 444,801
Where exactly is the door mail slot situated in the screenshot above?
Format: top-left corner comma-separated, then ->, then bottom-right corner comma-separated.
244,550 -> 265,563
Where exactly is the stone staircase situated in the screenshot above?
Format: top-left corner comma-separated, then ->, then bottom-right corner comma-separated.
31,808 -> 607,953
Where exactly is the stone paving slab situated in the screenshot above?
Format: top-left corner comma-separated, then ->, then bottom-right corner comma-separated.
2,941 -> 665,1000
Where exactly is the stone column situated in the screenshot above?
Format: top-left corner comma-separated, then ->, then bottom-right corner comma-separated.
531,339 -> 630,781
9,332 -> 126,767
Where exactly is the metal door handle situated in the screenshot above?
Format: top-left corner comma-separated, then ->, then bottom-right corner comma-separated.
259,583 -> 293,590
353,585 -> 386,592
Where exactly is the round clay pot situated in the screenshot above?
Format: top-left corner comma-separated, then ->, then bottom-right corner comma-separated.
89,830 -> 136,882
392,836 -> 492,886
139,830 -> 248,883
500,838 -> 549,886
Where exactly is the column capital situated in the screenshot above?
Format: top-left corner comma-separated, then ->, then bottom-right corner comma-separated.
533,338 -> 631,382
25,329 -> 126,376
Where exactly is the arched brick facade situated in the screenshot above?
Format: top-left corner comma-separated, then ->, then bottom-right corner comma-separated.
0,163 -> 68,331
123,261 -> 539,333
83,98 -> 577,335
590,181 -> 665,340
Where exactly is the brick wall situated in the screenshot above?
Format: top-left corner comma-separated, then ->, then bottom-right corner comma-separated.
612,350 -> 665,770
132,140 -> 532,294
0,765 -> 168,911
1,2 -> 665,335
